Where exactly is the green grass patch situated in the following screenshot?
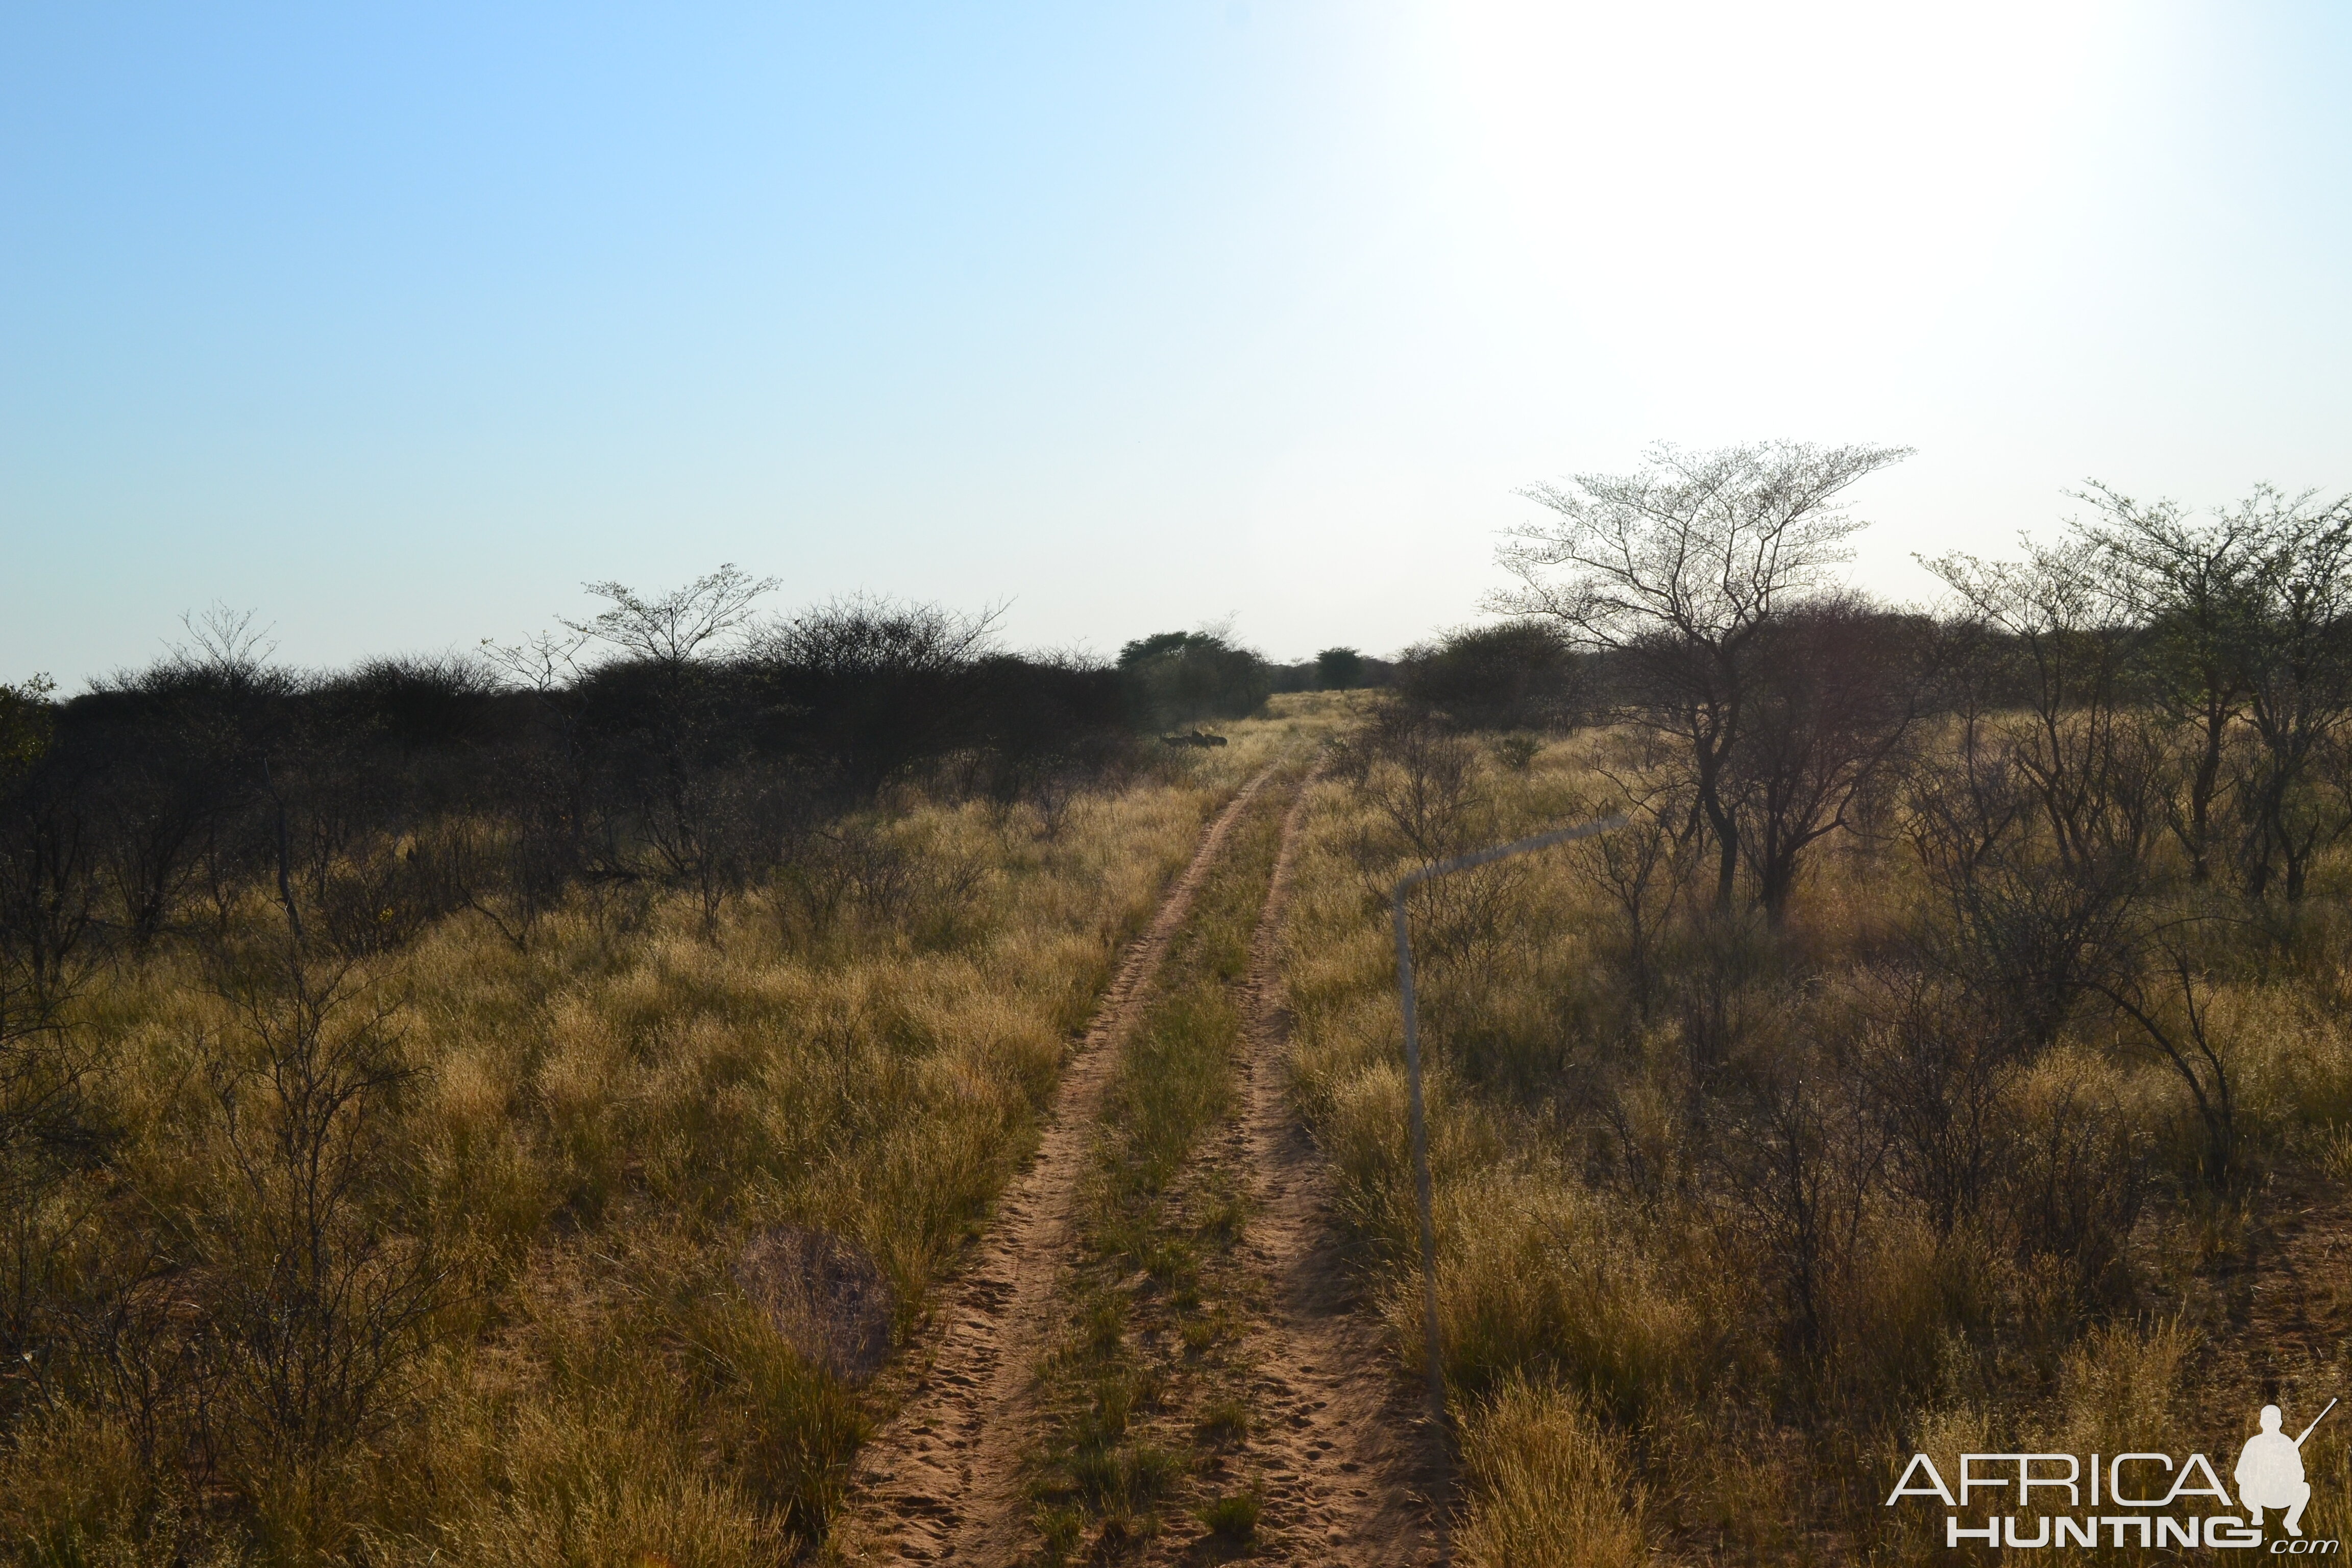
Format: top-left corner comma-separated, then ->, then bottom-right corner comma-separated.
1198,1489 -> 1262,1540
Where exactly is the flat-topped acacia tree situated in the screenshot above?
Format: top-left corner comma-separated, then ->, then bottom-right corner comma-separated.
1490,439 -> 1912,915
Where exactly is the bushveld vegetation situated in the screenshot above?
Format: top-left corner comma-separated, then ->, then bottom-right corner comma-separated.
1287,443 -> 2352,1561
0,572 -> 1325,1563
13,438 -> 2352,1565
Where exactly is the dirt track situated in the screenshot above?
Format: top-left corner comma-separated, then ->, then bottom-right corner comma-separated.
828,767 -> 1282,1564
1218,772 -> 1449,1564
828,763 -> 1447,1565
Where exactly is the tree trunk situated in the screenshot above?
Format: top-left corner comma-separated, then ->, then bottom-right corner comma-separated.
2186,703 -> 2226,884
1698,769 -> 1738,913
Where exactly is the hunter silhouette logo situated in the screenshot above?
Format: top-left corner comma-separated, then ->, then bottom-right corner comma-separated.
1885,1398 -> 2340,1551
2239,1400 -> 2333,1538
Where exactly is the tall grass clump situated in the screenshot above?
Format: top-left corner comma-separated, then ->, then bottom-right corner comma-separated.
1456,1379 -> 1645,1568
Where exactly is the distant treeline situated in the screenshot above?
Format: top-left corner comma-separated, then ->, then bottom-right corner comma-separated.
0,580 -> 1429,982
15,492 -> 2350,985
1,592 -> 1112,960
1133,632 -> 1394,716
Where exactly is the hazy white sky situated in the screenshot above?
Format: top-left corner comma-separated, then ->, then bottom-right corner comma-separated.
5,2 -> 2346,683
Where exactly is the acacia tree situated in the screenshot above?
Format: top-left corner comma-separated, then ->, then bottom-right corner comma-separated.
1492,440 -> 1912,912
561,564 -> 779,667
1732,598 -> 1927,921
2071,483 -> 2269,884
2235,493 -> 2352,901
556,566 -> 780,937
1924,535 -> 2161,881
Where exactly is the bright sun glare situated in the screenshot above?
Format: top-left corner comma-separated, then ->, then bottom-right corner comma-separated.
1416,1 -> 2147,384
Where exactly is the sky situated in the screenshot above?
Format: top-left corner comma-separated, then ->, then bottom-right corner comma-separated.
4,2 -> 2348,686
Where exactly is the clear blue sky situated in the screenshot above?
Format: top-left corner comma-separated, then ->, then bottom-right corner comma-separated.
5,2 -> 2348,686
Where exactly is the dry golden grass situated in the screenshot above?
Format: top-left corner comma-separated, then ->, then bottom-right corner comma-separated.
1456,1379 -> 1646,1568
0,701 -> 1349,1565
1279,720 -> 2352,1563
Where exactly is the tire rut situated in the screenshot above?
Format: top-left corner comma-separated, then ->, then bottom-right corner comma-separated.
1219,769 -> 1450,1565
828,765 -> 1285,1565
